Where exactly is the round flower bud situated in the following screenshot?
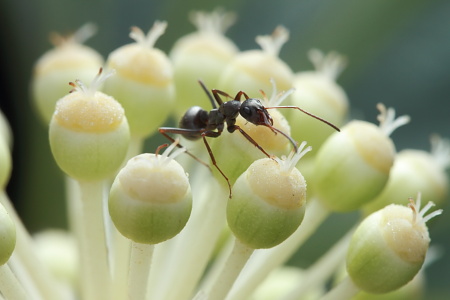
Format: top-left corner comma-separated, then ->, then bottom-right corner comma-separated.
346,196 -> 441,294
286,50 -> 349,152
364,136 -> 449,215
170,9 -> 238,116
0,110 -> 12,148
313,104 -> 409,212
109,142 -> 192,244
103,21 -> 175,138
31,24 -> 103,124
218,26 -> 293,97
0,135 -> 11,189
227,143 -> 310,249
49,70 -> 130,181
0,202 -> 16,265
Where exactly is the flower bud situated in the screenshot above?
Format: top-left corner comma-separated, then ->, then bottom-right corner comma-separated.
286,50 -> 349,152
346,195 -> 441,294
313,104 -> 409,212
49,70 -> 130,181
0,202 -> 15,265
227,143 -> 310,249
364,135 -> 449,215
0,134 -> 11,189
218,26 -> 293,96
170,9 -> 238,116
109,142 -> 192,244
103,21 -> 175,138
31,24 -> 103,124
0,110 -> 12,148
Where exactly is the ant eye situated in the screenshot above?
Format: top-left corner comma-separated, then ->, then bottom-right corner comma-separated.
243,106 -> 252,116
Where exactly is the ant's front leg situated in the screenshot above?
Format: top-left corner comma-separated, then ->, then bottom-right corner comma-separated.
227,124 -> 272,158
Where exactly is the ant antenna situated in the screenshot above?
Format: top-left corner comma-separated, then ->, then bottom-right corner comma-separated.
265,105 -> 341,132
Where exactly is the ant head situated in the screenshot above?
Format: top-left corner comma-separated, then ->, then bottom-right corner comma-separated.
240,98 -> 273,126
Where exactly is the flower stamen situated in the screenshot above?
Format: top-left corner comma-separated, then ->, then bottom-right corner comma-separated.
376,103 -> 410,137
255,25 -> 289,57
274,141 -> 312,173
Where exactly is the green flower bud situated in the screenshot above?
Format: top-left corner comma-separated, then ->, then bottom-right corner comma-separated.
286,50 -> 349,152
31,24 -> 104,124
0,110 -> 12,148
347,195 -> 441,294
218,26 -> 293,96
364,135 -> 450,215
103,21 -> 175,138
227,142 -> 310,249
352,272 -> 424,300
109,141 -> 192,244
313,104 -> 409,212
0,202 -> 15,265
170,9 -> 238,116
49,70 -> 130,181
0,135 -> 11,189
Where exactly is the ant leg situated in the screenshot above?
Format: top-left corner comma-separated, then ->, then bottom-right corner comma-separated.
229,125 -> 272,158
232,91 -> 250,101
211,89 -> 233,106
212,89 -> 251,102
200,134 -> 233,198
158,128 -> 212,171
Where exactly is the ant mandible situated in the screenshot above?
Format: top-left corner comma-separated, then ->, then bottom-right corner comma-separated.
159,80 -> 340,198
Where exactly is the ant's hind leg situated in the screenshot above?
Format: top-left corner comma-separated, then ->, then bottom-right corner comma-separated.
200,135 -> 233,198
158,128 -> 211,171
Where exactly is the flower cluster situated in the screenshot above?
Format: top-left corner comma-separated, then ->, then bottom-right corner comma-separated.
0,9 -> 448,300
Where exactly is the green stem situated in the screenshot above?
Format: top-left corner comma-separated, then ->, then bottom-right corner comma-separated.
207,238 -> 254,300
111,230 -> 131,300
146,166 -> 228,300
0,264 -> 28,300
320,276 -> 360,300
128,242 -> 154,300
77,180 -> 111,300
226,198 -> 330,300
0,192 -> 62,300
280,228 -> 355,300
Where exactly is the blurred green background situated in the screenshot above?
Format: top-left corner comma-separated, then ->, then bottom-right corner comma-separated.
1,0 -> 449,298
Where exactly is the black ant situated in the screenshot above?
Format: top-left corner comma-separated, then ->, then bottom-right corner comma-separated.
159,81 -> 340,197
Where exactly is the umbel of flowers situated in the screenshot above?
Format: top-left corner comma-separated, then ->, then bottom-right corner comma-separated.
0,8 -> 447,300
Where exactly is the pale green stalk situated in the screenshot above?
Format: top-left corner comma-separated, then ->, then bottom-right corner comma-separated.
111,230 -> 131,300
0,192 -> 63,300
226,198 -> 330,300
146,165 -> 228,300
319,276 -> 360,300
280,228 -> 355,300
77,180 -> 111,300
0,264 -> 28,300
199,236 -> 235,292
206,238 -> 254,300
7,255 -> 44,300
128,242 -> 154,300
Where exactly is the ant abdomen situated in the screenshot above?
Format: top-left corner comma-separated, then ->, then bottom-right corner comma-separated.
178,106 -> 209,140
